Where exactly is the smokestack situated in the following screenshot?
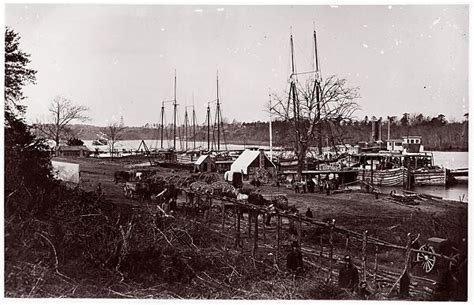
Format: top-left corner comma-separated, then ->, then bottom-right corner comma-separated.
387,118 -> 391,140
378,117 -> 383,141
371,118 -> 378,143
371,119 -> 376,142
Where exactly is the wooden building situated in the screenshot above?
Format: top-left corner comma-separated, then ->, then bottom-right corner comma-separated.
57,145 -> 91,158
194,155 -> 215,172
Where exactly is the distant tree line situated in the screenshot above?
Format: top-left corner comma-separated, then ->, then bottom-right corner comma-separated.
64,112 -> 467,152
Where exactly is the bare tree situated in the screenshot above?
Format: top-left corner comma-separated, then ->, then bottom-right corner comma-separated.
36,96 -> 89,148
102,119 -> 126,160
270,75 -> 359,179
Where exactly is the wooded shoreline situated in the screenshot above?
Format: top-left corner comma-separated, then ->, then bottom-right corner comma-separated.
55,122 -> 468,152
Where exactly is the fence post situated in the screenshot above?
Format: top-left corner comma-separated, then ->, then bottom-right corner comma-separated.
319,230 -> 324,261
362,230 -> 368,283
388,233 -> 412,297
328,219 -> 335,282
201,195 -> 207,220
248,210 -> 252,238
208,196 -> 212,222
221,202 -> 225,230
276,213 -> 281,267
235,206 -> 241,249
252,210 -> 258,258
373,245 -> 379,284
362,169 -> 365,190
297,215 -> 302,251
262,212 -> 266,243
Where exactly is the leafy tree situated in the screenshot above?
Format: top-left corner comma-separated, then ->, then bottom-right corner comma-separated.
5,27 -> 37,117
4,27 -> 53,203
67,137 -> 84,146
413,113 -> 425,126
400,113 -> 409,127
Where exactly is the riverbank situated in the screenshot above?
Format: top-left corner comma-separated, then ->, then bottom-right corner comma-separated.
72,157 -> 469,299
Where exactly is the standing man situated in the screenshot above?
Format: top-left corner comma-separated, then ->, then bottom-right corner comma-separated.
307,177 -> 315,193
338,255 -> 359,292
325,180 -> 331,196
96,183 -> 103,197
286,241 -> 303,274
305,207 -> 313,218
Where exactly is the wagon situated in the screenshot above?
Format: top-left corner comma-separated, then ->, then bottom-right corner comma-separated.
261,193 -> 289,210
123,181 -> 149,200
413,237 -> 466,275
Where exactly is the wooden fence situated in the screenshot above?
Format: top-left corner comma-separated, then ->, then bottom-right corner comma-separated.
157,188 -> 457,299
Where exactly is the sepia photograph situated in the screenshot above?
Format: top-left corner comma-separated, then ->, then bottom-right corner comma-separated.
3,3 -> 469,301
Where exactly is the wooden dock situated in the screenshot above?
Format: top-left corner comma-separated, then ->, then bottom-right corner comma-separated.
450,168 -> 468,177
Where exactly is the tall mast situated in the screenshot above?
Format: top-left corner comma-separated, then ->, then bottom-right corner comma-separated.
314,30 -> 320,74
173,70 -> 177,150
290,35 -> 296,77
290,34 -> 299,139
160,101 -> 165,149
192,96 -> 196,150
207,103 -> 211,151
314,30 -> 323,156
184,108 -> 188,151
269,93 -> 273,160
216,71 -> 220,151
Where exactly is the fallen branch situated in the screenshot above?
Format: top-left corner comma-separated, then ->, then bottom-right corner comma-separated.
35,232 -> 75,284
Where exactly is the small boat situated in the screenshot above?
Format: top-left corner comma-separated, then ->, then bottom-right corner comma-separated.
92,138 -> 108,146
92,132 -> 108,146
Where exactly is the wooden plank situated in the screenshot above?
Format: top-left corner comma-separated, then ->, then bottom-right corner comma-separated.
252,211 -> 258,257
373,245 -> 379,284
362,230 -> 368,282
328,219 -> 335,282
297,215 -> 302,250
235,206 -> 241,249
276,214 -> 281,267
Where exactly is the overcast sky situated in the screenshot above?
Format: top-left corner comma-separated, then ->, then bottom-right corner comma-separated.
6,4 -> 469,126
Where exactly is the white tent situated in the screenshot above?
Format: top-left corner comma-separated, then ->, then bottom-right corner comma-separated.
52,160 -> 80,184
230,150 -> 275,175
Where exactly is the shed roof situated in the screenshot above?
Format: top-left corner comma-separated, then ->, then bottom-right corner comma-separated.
59,145 -> 90,151
215,160 -> 234,164
195,154 -> 209,166
230,150 -> 275,175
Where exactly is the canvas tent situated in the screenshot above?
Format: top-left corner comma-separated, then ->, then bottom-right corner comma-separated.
52,160 -> 80,184
230,150 -> 276,175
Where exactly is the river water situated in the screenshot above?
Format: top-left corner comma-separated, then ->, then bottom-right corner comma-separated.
83,140 -> 468,202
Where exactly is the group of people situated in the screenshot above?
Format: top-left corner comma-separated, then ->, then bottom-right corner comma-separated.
291,177 -> 339,196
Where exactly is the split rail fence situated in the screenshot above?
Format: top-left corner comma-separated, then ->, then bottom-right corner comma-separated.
153,188 -> 456,299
